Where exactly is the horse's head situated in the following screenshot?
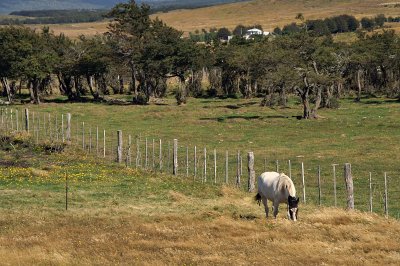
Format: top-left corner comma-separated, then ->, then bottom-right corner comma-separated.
288,195 -> 299,221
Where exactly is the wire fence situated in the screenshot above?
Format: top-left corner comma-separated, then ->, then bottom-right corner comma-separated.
1,107 -> 399,219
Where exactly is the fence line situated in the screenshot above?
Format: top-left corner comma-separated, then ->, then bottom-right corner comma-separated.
0,107 -> 399,219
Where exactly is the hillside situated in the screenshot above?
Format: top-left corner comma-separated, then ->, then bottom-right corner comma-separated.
154,0 -> 400,33
0,0 -> 245,14
0,129 -> 399,264
21,0 -> 400,38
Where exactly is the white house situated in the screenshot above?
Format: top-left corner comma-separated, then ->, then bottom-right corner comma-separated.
244,28 -> 270,39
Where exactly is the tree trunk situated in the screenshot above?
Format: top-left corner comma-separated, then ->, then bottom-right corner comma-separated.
129,63 -> 137,96
1,77 -> 12,103
300,76 -> 311,119
118,75 -> 124,94
87,75 -> 99,100
311,86 -> 322,118
74,76 -> 83,97
57,74 -> 74,100
31,79 -> 41,104
356,69 -> 363,102
28,81 -> 35,103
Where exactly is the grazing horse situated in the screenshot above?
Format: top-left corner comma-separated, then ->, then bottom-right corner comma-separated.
255,172 -> 299,221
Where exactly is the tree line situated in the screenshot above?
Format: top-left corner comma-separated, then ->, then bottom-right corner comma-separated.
273,14 -> 389,36
0,10 -> 108,25
1,0 -> 400,119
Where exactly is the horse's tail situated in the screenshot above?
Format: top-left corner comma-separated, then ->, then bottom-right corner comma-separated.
255,193 -> 262,206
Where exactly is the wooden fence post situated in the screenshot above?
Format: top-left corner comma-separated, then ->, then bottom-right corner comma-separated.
15,109 -> 19,132
301,162 -> 306,203
136,137 -> 140,168
25,108 -> 29,132
384,172 -> 388,217
10,109 -> 13,131
318,165 -> 322,206
248,152 -> 255,192
173,139 -> 178,175
236,150 -> 241,187
276,160 -> 279,172
344,163 -> 354,210
225,151 -> 229,184
66,113 -> 71,143
288,160 -> 292,180
369,172 -> 373,213
117,130 -> 123,164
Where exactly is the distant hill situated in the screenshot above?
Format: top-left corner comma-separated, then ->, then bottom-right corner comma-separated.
0,0 -> 247,14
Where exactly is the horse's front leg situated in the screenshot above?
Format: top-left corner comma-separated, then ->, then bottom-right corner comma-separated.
262,197 -> 269,218
273,201 -> 279,218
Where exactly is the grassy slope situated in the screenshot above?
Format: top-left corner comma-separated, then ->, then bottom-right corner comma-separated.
3,96 -> 400,216
0,136 -> 399,264
21,0 -> 400,38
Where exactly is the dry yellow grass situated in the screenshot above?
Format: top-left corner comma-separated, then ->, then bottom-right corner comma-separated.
26,21 -> 110,39
28,0 -> 400,38
155,0 -> 400,33
1,186 -> 399,265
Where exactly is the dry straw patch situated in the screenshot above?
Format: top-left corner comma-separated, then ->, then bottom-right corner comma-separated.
0,198 -> 399,265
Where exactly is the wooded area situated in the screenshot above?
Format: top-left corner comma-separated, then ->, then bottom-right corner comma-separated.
1,0 -> 400,119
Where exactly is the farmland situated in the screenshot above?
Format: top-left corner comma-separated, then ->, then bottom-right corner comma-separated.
16,0 -> 400,38
1,96 -> 400,264
1,0 -> 400,263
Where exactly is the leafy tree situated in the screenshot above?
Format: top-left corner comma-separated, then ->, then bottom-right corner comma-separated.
233,24 -> 246,36
307,19 -> 330,36
375,14 -> 386,28
273,27 -> 282,35
282,23 -> 301,35
361,17 -> 375,31
217,27 -> 231,41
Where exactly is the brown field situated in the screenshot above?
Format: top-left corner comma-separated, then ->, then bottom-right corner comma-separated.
1,187 -> 400,265
22,0 -> 400,38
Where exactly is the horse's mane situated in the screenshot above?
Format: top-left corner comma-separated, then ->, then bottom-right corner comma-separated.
277,173 -> 296,197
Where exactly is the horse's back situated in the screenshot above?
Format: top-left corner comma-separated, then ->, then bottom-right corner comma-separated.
257,172 -> 280,201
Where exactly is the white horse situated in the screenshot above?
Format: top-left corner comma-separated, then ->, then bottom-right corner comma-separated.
255,172 -> 299,221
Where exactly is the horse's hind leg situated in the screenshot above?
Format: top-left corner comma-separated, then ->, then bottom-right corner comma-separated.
262,197 -> 269,218
273,201 -> 279,218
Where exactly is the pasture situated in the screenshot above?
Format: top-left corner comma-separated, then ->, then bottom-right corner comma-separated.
19,0 -> 400,38
1,96 -> 400,263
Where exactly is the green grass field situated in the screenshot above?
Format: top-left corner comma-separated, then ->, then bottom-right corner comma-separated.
1,95 -> 400,263
1,95 -> 400,217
